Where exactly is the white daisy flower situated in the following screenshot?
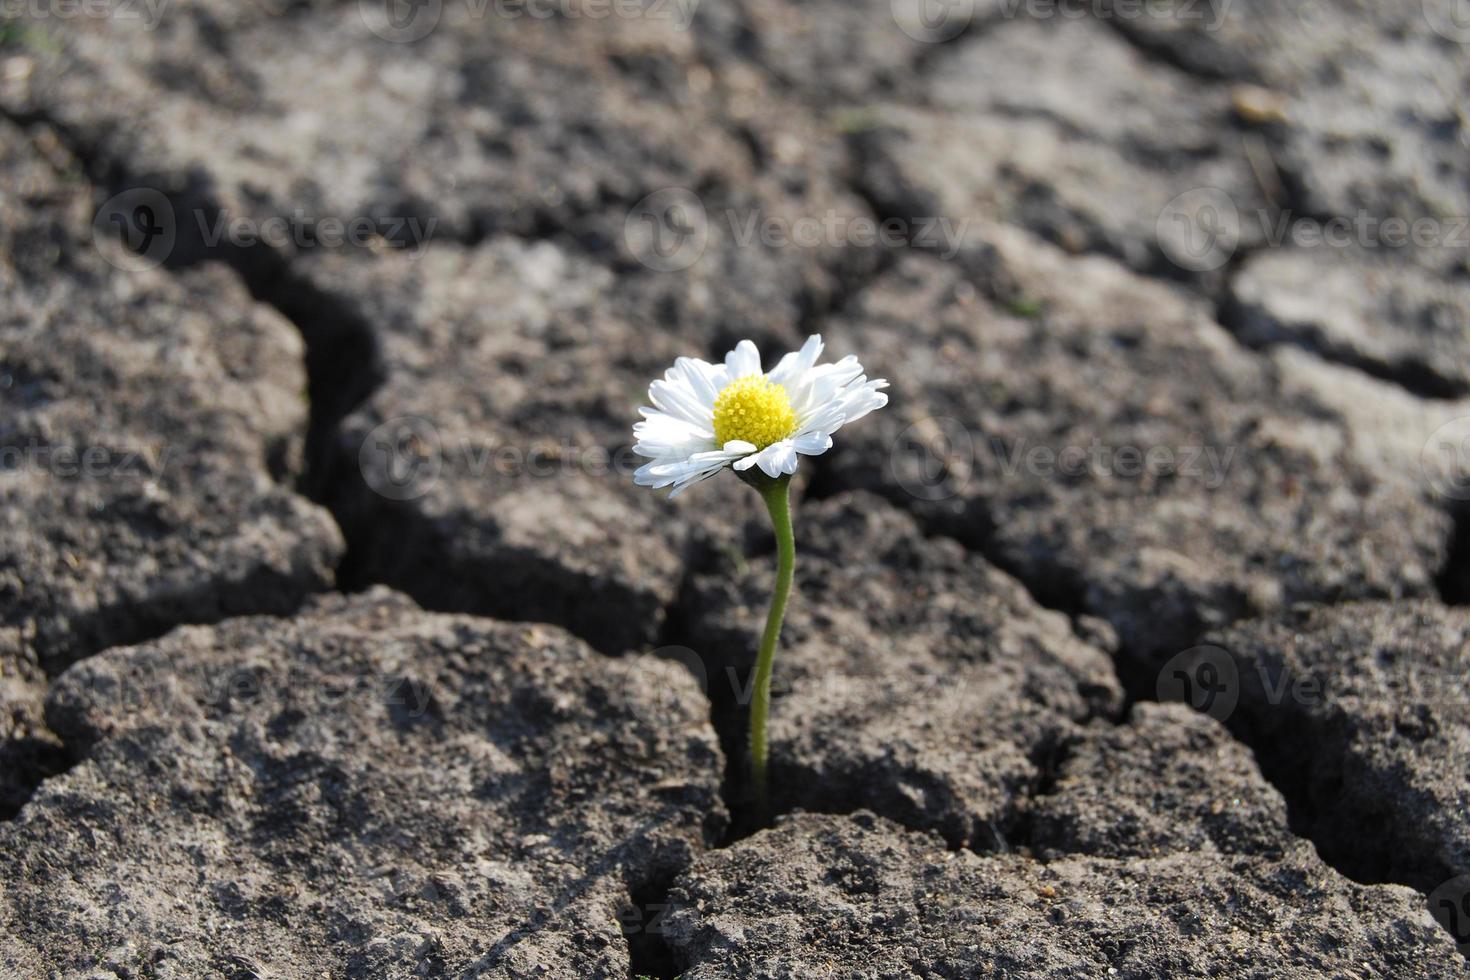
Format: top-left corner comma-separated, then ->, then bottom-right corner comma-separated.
632,335 -> 889,497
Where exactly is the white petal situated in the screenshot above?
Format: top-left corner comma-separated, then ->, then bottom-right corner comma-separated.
794,402 -> 847,439
633,411 -> 714,459
734,440 -> 800,478
636,339 -> 885,497
634,460 -> 673,486
636,445 -> 749,495
788,364 -> 857,419
768,334 -> 824,388
792,431 -> 833,456
763,441 -> 800,477
669,471 -> 723,499
649,375 -> 715,428
795,368 -> 889,437
794,357 -> 864,415
724,339 -> 763,379
833,381 -> 889,426
675,356 -> 724,408
667,453 -> 742,497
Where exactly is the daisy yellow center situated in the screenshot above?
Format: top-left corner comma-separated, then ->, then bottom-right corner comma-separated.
712,376 -> 797,450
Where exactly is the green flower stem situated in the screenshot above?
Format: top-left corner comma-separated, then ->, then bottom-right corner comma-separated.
750,474 -> 795,818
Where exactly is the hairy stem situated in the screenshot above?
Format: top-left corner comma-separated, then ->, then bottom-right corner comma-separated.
750,475 -> 795,819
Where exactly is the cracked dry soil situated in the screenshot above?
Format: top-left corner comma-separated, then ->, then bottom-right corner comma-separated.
2,0 -> 1469,976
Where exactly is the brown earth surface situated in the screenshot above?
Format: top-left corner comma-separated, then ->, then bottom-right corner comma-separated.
2,0 -> 1468,974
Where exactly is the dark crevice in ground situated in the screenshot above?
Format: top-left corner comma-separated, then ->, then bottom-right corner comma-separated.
3,112 -> 388,508
10,70 -> 1463,951
1217,280 -> 1470,402
0,737 -> 70,821
95,179 -> 391,593
1436,502 -> 1470,605
1192,135 -> 1470,403
1009,733 -> 1079,856
1219,703 -> 1410,888
654,552 -> 752,844
801,460 -> 1456,916
104,205 -> 386,509
911,503 -> 1462,930
926,506 -> 1463,927
621,868 -> 685,980
924,512 -> 1158,718
91,170 -> 655,654
784,170 -> 1460,912
329,487 -> 677,656
1093,8 -> 1245,83
30,568 -> 333,683
0,115 -> 381,818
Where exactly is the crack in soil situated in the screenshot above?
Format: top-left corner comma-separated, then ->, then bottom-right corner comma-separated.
1215,260 -> 1470,402
8,51 -> 1467,953
1437,502 -> 1470,606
